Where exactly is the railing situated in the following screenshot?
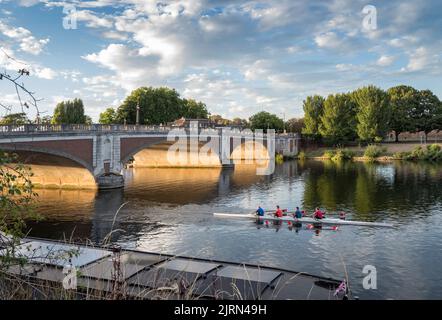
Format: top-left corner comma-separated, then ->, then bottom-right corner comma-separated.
0,124 -> 174,135
0,124 -> 301,138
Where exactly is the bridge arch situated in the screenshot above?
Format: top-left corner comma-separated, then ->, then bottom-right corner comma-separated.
0,146 -> 97,189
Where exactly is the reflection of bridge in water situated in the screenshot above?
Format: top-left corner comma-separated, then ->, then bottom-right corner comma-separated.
0,124 -> 299,189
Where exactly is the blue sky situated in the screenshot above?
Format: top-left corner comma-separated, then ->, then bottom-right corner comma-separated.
0,0 -> 441,121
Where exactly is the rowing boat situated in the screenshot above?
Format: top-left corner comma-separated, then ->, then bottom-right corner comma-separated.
213,213 -> 394,228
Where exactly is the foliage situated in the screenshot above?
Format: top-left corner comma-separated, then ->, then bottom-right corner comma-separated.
275,153 -> 284,164
319,93 -> 357,144
322,150 -> 335,159
285,118 -> 304,133
0,113 -> 30,125
408,90 -> 442,142
51,98 -> 88,124
209,114 -> 231,126
248,111 -> 284,132
298,151 -> 306,160
181,99 -> 209,119
0,151 -> 38,269
231,117 -> 249,128
395,144 -> 442,162
363,145 -> 385,160
116,87 -> 183,125
331,149 -> 355,161
99,107 -> 117,124
352,85 -> 390,142
302,95 -> 324,138
387,86 -> 420,141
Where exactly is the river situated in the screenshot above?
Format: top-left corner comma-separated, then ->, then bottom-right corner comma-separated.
28,160 -> 442,299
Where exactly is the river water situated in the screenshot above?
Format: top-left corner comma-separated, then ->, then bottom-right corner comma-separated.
28,160 -> 442,299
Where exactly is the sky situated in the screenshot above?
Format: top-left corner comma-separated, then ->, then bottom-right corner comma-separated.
0,0 -> 441,122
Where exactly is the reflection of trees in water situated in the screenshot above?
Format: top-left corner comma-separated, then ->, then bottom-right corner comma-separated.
301,160 -> 442,219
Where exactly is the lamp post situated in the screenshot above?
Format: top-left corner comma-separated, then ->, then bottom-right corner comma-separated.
136,99 -> 140,126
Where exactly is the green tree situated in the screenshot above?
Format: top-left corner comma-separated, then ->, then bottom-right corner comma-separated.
0,113 -> 30,125
231,117 -> 248,128
116,87 -> 183,125
51,98 -> 88,124
249,111 -> 284,132
352,86 -> 390,142
302,95 -> 325,138
99,107 -> 117,124
319,93 -> 357,144
181,99 -> 209,119
286,118 -> 304,133
409,90 -> 442,142
387,85 -> 420,141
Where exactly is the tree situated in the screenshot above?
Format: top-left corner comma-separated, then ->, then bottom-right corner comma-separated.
51,98 -> 88,124
116,87 -> 183,125
232,117 -> 249,128
0,113 -> 30,125
352,86 -> 390,142
409,90 -> 442,142
319,93 -> 357,144
99,107 -> 117,124
387,85 -> 420,141
182,99 -> 209,119
286,118 -> 304,133
249,111 -> 284,132
302,95 -> 325,138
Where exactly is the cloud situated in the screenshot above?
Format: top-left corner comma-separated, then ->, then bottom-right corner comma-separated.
377,55 -> 395,67
0,20 -> 49,55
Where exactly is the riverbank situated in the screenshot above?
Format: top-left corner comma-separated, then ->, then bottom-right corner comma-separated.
297,142 -> 442,162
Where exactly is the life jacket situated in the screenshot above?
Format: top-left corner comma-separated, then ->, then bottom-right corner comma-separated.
275,209 -> 283,217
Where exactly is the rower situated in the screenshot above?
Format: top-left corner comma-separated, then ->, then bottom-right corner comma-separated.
256,206 -> 265,217
314,207 -> 325,220
274,205 -> 283,218
339,211 -> 346,220
294,207 -> 303,219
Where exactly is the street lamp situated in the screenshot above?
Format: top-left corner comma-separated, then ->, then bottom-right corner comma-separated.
136,99 -> 140,126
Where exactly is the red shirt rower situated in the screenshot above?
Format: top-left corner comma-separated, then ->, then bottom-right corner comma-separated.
275,205 -> 283,218
314,208 -> 324,219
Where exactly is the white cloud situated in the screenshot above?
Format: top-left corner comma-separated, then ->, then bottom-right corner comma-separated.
377,55 -> 395,67
0,21 -> 49,55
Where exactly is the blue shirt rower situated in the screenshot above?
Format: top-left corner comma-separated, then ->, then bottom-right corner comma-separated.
294,207 -> 303,219
256,206 -> 265,216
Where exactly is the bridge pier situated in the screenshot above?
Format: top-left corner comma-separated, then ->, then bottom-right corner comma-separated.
96,173 -> 125,189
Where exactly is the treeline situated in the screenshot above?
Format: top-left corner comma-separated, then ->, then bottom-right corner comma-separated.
303,85 -> 442,144
99,87 -> 209,125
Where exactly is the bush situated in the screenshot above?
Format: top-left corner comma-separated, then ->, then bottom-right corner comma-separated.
275,153 -> 284,164
322,150 -> 334,159
364,145 -> 384,160
298,151 -> 306,160
396,144 -> 442,162
331,148 -> 354,161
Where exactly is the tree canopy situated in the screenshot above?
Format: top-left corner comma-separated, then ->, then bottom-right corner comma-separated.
0,113 -> 30,125
302,95 -> 325,137
387,85 -> 420,141
51,98 -> 88,125
352,85 -> 390,142
99,107 -> 117,124
249,111 -> 284,132
181,99 -> 209,119
319,93 -> 357,144
409,90 -> 442,141
286,118 -> 304,133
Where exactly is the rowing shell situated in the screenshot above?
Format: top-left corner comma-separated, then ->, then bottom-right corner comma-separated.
213,213 -> 394,228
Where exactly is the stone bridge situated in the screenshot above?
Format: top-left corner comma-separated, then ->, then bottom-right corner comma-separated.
0,124 -> 299,189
